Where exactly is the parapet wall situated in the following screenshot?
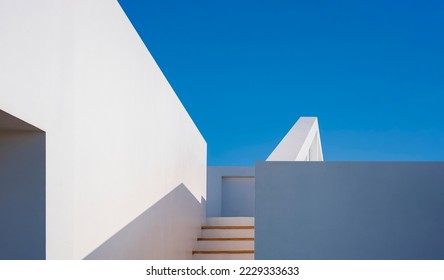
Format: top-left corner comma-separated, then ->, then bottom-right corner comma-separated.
256,162 -> 444,259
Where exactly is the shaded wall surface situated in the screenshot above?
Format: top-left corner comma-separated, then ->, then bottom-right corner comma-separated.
255,162 -> 444,260
0,130 -> 45,259
207,167 -> 254,217
222,177 -> 255,217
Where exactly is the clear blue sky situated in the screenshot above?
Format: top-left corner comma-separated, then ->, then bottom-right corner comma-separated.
118,0 -> 444,165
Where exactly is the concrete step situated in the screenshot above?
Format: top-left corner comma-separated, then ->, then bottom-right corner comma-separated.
201,228 -> 254,238
193,252 -> 254,260
195,240 -> 254,251
205,217 -> 254,226
193,217 -> 255,260
202,225 -> 254,229
198,237 -> 254,241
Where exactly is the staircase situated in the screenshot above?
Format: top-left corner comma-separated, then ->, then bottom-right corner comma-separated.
192,217 -> 254,260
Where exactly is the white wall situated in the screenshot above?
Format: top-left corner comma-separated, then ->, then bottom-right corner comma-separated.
256,162 -> 444,259
267,117 -> 323,161
0,0 -> 206,259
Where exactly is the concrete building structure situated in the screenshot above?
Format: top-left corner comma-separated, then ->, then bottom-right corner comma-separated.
0,0 -> 205,260
197,117 -> 323,260
1,0 -> 443,260
205,117 -> 322,221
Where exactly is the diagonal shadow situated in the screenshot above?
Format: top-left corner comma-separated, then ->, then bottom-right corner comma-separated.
84,183 -> 205,260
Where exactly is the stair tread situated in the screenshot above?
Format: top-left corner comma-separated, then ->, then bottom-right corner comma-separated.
193,250 -> 255,254
202,225 -> 254,229
205,217 -> 255,226
197,237 -> 254,241
193,253 -> 254,260
195,219 -> 255,259
201,228 -> 254,238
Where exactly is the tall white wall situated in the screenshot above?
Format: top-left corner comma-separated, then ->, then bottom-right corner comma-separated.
0,0 -> 206,259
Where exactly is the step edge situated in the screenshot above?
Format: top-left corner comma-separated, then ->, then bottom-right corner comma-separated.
197,238 -> 254,241
202,226 -> 255,229
192,250 -> 255,255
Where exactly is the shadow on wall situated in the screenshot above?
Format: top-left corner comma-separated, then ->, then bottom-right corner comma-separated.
0,110 -> 45,260
84,184 -> 205,260
255,162 -> 444,260
222,176 -> 255,217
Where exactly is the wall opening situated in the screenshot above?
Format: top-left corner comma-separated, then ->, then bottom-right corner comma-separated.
0,109 -> 45,259
221,176 -> 255,217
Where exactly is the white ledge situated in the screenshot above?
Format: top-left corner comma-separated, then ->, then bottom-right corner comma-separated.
267,117 -> 323,161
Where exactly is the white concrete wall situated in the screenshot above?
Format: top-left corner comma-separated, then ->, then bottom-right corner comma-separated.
256,162 -> 444,259
0,0 -> 206,259
267,117 -> 323,161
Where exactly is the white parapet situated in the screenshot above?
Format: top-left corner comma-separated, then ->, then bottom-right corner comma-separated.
267,117 -> 323,161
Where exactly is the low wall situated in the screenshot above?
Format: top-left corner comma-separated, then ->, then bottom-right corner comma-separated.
255,162 -> 444,260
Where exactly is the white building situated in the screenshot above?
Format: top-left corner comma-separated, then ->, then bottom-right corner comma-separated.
1,0 -> 443,260
1,0 -> 206,260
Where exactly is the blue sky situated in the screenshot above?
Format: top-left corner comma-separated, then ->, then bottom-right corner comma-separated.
118,0 -> 444,165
